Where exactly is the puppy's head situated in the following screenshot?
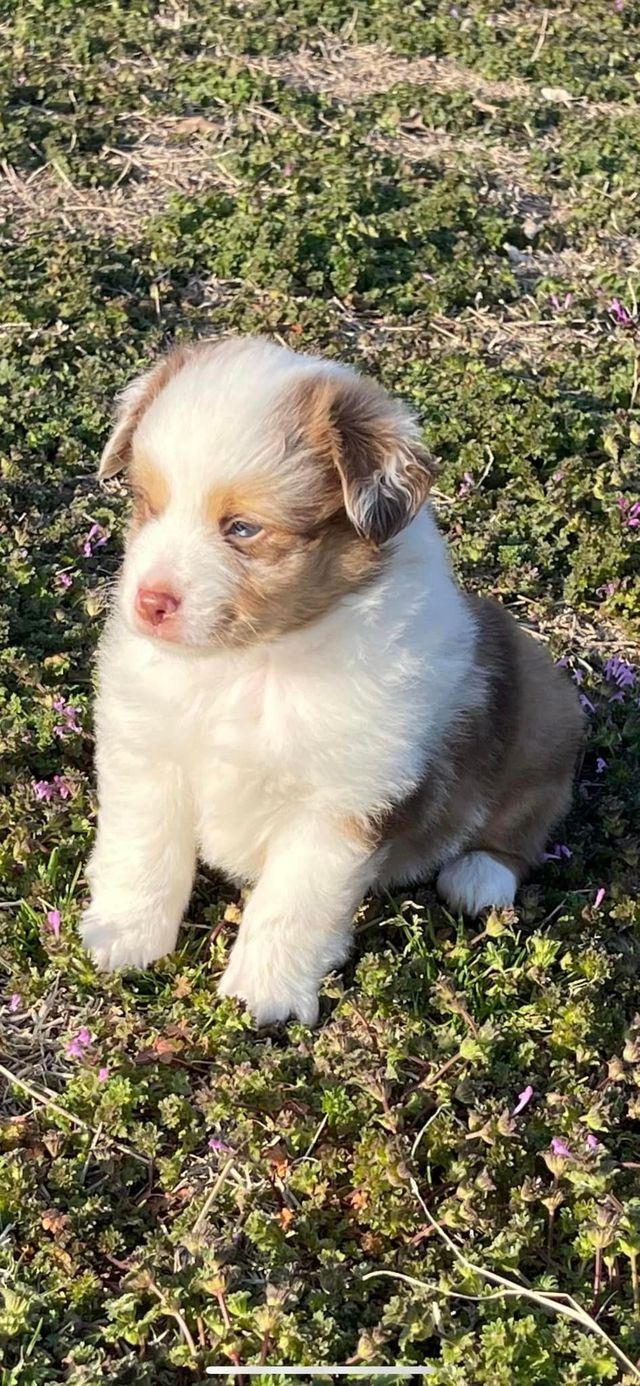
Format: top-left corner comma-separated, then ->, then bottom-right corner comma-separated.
99,337 -> 436,649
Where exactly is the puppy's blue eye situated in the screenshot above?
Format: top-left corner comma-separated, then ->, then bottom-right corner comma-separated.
226,519 -> 262,540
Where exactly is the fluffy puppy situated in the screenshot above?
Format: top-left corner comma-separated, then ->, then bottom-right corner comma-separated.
81,336 -> 584,1024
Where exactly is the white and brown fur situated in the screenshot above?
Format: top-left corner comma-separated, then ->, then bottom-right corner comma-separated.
81,336 -> 584,1023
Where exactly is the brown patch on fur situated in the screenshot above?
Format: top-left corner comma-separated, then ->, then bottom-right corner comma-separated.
342,813 -> 383,853
286,371 -> 437,545
130,455 -> 171,526
204,369 -> 434,645
210,364 -> 437,644
99,341 -> 218,479
381,597 -> 585,886
203,476 -> 325,536
215,507 -> 385,645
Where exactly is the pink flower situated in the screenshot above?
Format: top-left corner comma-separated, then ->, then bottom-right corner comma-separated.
66,1027 -> 92,1059
551,1137 -> 572,1158
512,1084 -> 533,1116
593,887 -> 606,909
98,1066 -> 110,1081
550,293 -> 572,313
544,843 -> 573,862
33,780 -> 54,801
55,572 -> 73,589
82,523 -> 108,558
208,1136 -> 232,1153
596,757 -> 607,774
46,909 -> 61,937
586,1133 -> 600,1150
609,297 -> 634,327
33,776 -> 72,802
9,993 -> 21,1012
620,497 -> 640,529
597,580 -> 618,598
458,471 -> 475,498
51,696 -> 82,739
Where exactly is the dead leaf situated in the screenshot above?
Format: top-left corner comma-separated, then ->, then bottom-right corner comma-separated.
41,1209 -> 69,1236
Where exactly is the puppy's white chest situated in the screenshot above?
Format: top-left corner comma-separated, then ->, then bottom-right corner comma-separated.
190,665 -> 302,881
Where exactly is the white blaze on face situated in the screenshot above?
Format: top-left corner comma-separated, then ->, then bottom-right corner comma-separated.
118,339 -> 309,647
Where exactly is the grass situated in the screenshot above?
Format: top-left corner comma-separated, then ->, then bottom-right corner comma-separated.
1,1 -> 639,1381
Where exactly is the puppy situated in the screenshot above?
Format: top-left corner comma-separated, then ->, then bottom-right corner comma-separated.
81,336 -> 584,1024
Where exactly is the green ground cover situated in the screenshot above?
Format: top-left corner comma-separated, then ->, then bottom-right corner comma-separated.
1,2 -> 639,1381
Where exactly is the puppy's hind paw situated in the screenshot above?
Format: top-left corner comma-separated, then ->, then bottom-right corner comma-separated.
437,851 -> 517,917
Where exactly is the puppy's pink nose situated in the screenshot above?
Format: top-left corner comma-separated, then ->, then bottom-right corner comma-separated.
135,588 -> 181,627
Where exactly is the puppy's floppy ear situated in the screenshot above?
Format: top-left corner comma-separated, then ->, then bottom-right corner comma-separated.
98,344 -> 196,480
323,371 -> 437,545
98,369 -> 157,480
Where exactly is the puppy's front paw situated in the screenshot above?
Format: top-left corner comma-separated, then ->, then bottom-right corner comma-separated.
218,931 -> 320,1027
79,907 -> 179,972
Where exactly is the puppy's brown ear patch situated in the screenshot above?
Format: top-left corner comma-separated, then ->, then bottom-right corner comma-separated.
98,344 -> 195,480
295,371 -> 437,545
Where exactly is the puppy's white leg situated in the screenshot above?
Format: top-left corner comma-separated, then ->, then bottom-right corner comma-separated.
437,850 -> 517,917
80,747 -> 196,971
218,816 -> 373,1026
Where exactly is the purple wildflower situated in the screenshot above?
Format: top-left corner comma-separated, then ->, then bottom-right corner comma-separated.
458,471 -> 475,498
51,696 -> 82,738
614,0 -> 624,11
551,1137 -> 572,1158
586,1134 -> 600,1150
82,523 -> 108,559
579,694 -> 596,713
597,580 -> 618,598
9,992 -> 21,1012
572,668 -> 584,686
33,780 -> 54,801
208,1136 -> 232,1153
34,775 -> 72,802
512,1084 -> 534,1116
594,887 -> 606,909
596,757 -> 607,774
544,843 -> 573,862
46,909 -> 61,937
98,1066 -> 110,1081
603,656 -> 635,690
67,1027 -> 92,1060
55,572 -> 73,589
609,297 -> 634,327
618,497 -> 640,529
